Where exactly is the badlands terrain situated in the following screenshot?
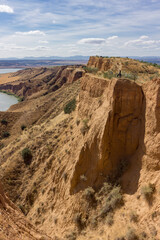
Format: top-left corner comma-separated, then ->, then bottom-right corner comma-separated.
0,56 -> 160,240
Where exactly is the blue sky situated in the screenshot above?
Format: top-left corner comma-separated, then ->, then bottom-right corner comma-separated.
0,0 -> 160,58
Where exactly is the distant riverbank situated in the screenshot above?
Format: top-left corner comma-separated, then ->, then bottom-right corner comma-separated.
0,68 -> 22,74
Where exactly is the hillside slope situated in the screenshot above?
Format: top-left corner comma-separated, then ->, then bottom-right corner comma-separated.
0,57 -> 160,239
0,182 -> 51,240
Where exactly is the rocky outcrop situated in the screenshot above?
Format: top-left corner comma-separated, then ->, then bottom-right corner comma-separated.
70,75 -> 144,193
87,56 -> 157,74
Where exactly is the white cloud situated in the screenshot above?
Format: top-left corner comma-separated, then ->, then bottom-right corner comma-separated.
15,30 -> 45,36
124,36 -> 160,50
78,38 -> 106,44
124,36 -> 150,46
0,5 -> 14,13
39,40 -> 49,44
139,35 -> 149,40
78,36 -> 119,45
107,36 -> 118,41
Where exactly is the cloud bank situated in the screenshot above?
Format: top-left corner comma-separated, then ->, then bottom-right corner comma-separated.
0,0 -> 160,57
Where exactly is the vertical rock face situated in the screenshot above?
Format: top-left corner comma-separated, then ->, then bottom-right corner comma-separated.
87,56 -> 118,71
70,76 -> 144,194
107,79 -> 143,165
142,78 -> 160,170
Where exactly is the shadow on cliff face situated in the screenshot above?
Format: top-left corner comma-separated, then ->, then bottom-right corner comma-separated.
155,83 -> 160,132
70,78 -> 146,195
120,88 -> 146,195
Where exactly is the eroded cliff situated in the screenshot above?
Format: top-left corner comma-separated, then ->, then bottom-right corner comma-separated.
0,57 -> 160,240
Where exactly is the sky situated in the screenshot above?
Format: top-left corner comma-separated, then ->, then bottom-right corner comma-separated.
0,0 -> 160,58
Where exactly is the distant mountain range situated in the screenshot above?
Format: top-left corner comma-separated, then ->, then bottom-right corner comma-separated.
131,56 -> 160,65
0,55 -> 90,61
0,56 -> 159,69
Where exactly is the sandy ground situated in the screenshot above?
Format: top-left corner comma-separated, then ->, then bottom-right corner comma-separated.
0,73 -> 20,84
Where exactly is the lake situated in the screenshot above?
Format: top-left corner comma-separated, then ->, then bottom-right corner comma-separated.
0,68 -> 22,74
0,68 -> 21,111
0,92 -> 18,111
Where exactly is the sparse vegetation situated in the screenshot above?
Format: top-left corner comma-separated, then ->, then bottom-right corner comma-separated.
2,131 -> 10,138
98,182 -> 112,196
100,185 -> 123,218
63,173 -> 68,182
140,232 -> 147,239
141,183 -> 155,200
129,211 -> 139,223
106,212 -> 114,226
26,191 -> 37,206
82,187 -> 95,203
103,70 -> 117,79
22,148 -> 33,165
139,60 -> 160,69
73,213 -> 85,230
122,71 -> 138,81
80,174 -> 87,181
18,204 -> 26,215
83,66 -> 98,74
64,98 -> 76,114
65,231 -> 77,240
0,143 -> 4,150
114,237 -> 125,240
149,73 -> 160,80
80,119 -> 89,135
125,228 -> 139,240
90,216 -> 97,228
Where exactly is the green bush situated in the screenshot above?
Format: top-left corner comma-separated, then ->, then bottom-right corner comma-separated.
22,148 -> 32,165
21,125 -> 26,131
2,132 -> 10,138
83,66 -> 98,74
64,98 -> 76,114
103,70 -> 116,79
1,119 -> 8,125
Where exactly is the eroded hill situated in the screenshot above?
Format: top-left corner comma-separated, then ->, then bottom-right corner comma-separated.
0,57 -> 160,240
